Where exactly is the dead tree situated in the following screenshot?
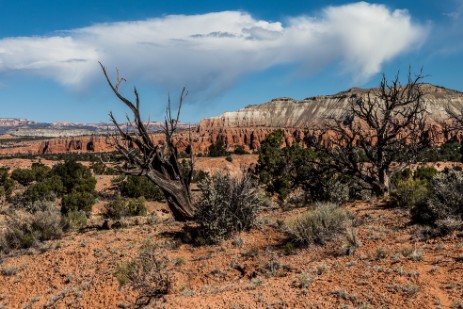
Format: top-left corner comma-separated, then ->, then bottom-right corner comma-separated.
100,62 -> 196,221
312,71 -> 429,197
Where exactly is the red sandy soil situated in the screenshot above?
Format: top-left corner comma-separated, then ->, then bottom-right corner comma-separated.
0,157 -> 462,308
0,200 -> 462,307
0,154 -> 258,174
0,158 -> 58,170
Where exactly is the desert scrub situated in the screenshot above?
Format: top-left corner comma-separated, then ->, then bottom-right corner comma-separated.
390,178 -> 428,209
0,208 -> 65,253
1,265 -> 20,276
115,242 -> 172,306
116,175 -> 165,201
64,210 -> 88,230
411,169 -> 463,231
61,191 -> 96,217
104,196 -> 147,220
285,202 -> 350,246
195,173 -> 260,244
389,167 -> 438,209
340,226 -> 362,256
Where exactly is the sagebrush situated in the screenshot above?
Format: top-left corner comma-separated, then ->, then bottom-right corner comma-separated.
285,202 -> 350,246
195,173 -> 260,244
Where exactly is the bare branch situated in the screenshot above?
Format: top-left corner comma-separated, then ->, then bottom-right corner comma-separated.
101,63 -> 196,220
315,69 -> 429,196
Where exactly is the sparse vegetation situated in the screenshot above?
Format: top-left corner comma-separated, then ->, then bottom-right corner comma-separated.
61,191 -> 96,218
390,178 -> 428,209
411,169 -> 463,232
104,196 -> 147,219
117,175 -> 165,201
257,131 -> 369,203
115,242 -> 172,306
285,203 -> 350,246
194,173 -> 260,244
1,68 -> 463,308
0,208 -> 65,253
0,167 -> 15,202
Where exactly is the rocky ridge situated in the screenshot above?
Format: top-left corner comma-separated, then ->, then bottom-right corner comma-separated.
199,84 -> 463,129
1,84 -> 463,155
194,84 -> 463,151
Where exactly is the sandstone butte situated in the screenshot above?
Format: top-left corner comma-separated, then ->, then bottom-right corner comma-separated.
1,83 -> 463,156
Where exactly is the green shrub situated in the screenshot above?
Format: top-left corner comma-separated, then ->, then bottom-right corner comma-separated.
225,155 -> 233,162
414,166 -> 437,182
389,166 -> 437,209
64,211 -> 88,230
127,197 -> 147,216
9,163 -> 50,187
257,132 -> 354,203
104,196 -> 147,220
392,168 -> 413,187
192,170 -> 209,183
0,167 -> 9,183
90,161 -> 117,175
195,173 -> 260,244
0,178 -> 15,199
11,168 -> 36,186
14,175 -> 65,212
71,177 -> 97,195
30,163 -> 50,182
0,167 -> 15,200
257,130 -> 287,197
313,176 -> 350,204
234,145 -> 249,155
104,195 -> 126,220
390,178 -> 428,209
1,209 -> 65,253
418,142 -> 462,162
61,192 -> 96,217
411,170 -> 463,228
50,159 -> 96,194
119,176 -> 164,201
285,203 -> 350,246
208,139 -> 228,157
20,182 -> 56,205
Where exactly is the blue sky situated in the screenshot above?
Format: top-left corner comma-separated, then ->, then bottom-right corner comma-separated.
0,0 -> 462,123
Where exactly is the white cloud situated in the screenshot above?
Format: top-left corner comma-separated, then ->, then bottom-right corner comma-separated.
0,3 -> 428,97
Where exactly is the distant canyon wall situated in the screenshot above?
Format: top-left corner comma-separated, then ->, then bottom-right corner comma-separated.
1,125 -> 462,158
1,84 -> 463,156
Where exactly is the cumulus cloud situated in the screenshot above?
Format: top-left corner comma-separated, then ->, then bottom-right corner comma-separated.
0,2 -> 428,97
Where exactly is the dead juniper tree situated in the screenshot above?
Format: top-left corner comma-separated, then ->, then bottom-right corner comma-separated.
100,62 -> 196,220
311,71 -> 430,197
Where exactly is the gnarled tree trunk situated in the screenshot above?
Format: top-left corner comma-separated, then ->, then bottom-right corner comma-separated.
100,62 -> 196,221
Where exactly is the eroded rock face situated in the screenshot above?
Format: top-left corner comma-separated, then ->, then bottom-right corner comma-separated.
1,84 -> 463,156
37,136 -> 114,154
199,84 -> 463,129
194,84 -> 463,151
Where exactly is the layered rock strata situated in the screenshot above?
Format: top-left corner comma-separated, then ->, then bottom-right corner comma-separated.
0,84 -> 462,156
